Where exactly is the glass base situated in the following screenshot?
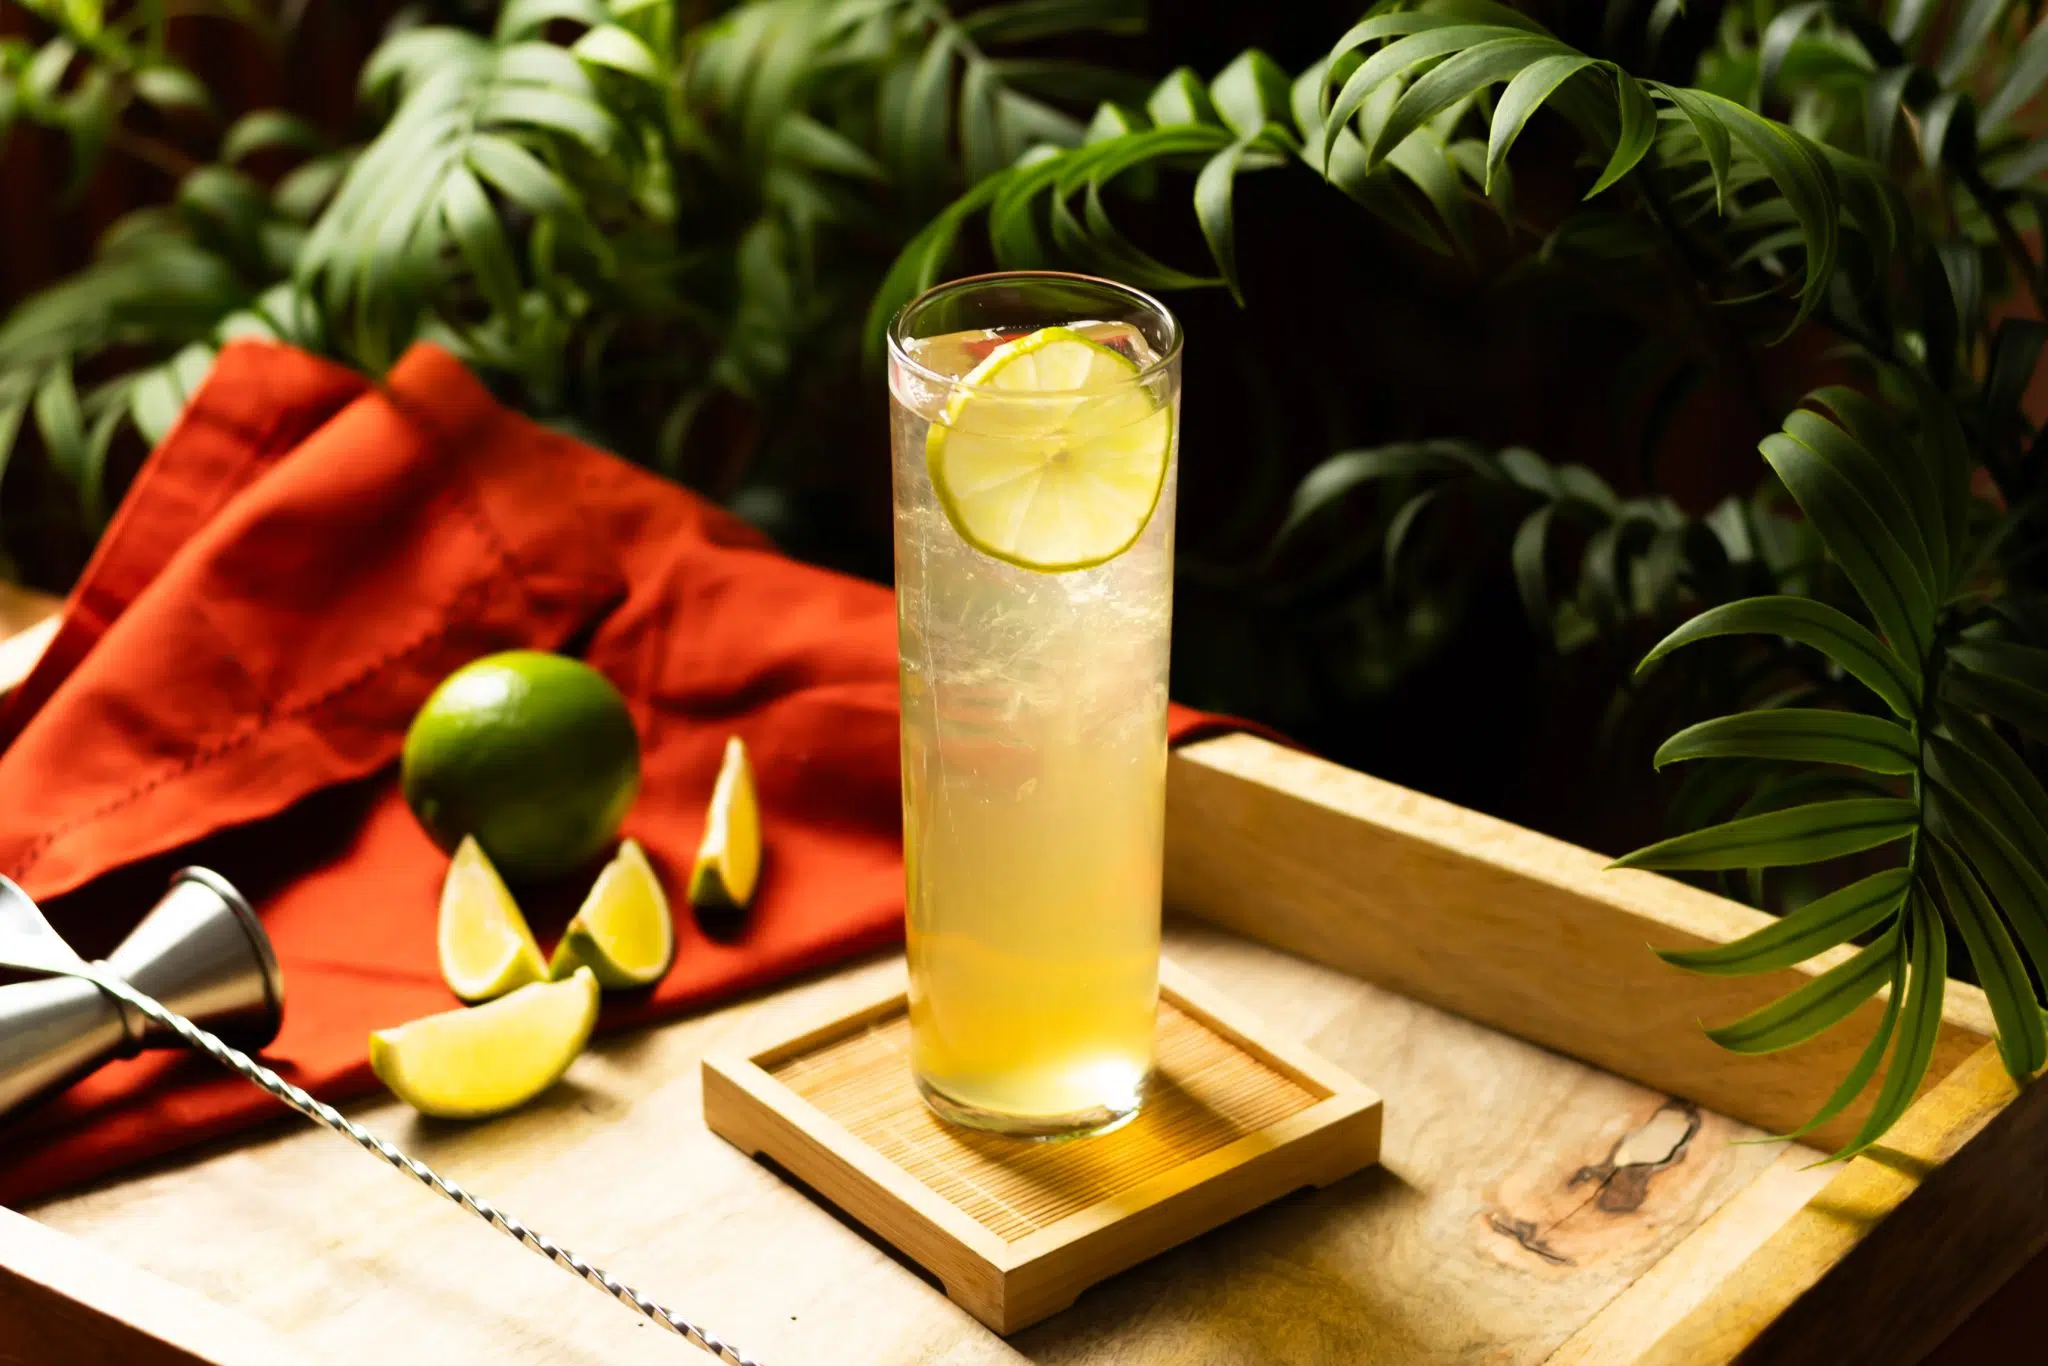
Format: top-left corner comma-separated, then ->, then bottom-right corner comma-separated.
916,1074 -> 1147,1140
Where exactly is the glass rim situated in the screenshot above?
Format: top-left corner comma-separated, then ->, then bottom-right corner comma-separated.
886,270 -> 1183,397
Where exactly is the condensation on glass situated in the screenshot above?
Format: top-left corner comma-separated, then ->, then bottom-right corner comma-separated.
887,272 -> 1182,1138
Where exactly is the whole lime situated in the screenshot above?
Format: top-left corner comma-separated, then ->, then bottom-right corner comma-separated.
402,651 -> 641,882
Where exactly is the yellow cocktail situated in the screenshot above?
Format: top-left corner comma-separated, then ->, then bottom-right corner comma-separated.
887,274 -> 1181,1137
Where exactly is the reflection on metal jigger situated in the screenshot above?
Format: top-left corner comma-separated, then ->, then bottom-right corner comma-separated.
0,867 -> 283,1120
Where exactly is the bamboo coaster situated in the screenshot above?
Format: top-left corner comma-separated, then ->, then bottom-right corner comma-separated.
701,960 -> 1383,1333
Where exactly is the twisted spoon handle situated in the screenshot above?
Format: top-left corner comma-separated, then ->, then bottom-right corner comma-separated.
92,971 -> 761,1366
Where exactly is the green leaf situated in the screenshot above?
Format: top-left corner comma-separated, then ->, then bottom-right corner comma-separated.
1485,54 -> 1595,192
1614,797 -> 1918,871
1385,130 -> 1473,258
1937,0 -> 2015,85
1821,145 -> 1902,269
1147,66 -> 1217,128
1077,178 -> 1221,289
1654,709 -> 1918,773
1384,489 -> 1443,586
1985,318 -> 2047,431
0,393 -> 23,490
1195,137 -> 1258,305
1589,68 -> 1657,197
1760,2 -> 1831,108
1653,86 -> 1840,329
1938,240 -> 1983,353
133,66 -> 211,116
1940,703 -> 2048,849
864,174 -> 1007,365
956,57 -> 1001,182
478,84 -> 619,155
1901,373 -> 1974,571
1927,843 -> 2047,1081
465,134 -> 574,217
33,361 -> 86,489
1947,642 -> 2048,739
1890,0 -> 1941,43
1781,408 -> 1938,599
1836,894 -> 1946,1155
1271,443 -> 1483,548
1864,65 -> 1922,168
1926,725 -> 2048,879
1367,35 -> 1565,165
1927,794 -> 2048,994
1983,17 -> 2048,132
1323,127 -> 1453,255
902,31 -> 954,194
1657,84 -> 1733,212
1919,90 -> 1976,174
1210,48 -> 1291,140
1771,943 -> 1905,1142
1804,386 -> 1949,589
1321,24 -> 1526,170
959,0 -> 1145,44
1511,503 -> 1557,630
24,38 -> 75,104
1760,430 -> 1935,666
1638,595 -> 1919,718
1659,865 -> 1910,975
1703,923 -> 1901,1053
129,367 -> 184,447
222,111 -> 326,166
571,25 -> 661,82
991,150 -> 1060,266
439,163 -> 523,319
777,113 -> 887,180
62,68 -> 116,192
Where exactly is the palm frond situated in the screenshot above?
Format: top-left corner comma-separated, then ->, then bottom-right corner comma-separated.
1630,379 -> 2048,1160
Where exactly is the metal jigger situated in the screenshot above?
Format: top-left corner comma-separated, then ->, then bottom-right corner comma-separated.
0,868 -> 756,1366
0,868 -> 282,1119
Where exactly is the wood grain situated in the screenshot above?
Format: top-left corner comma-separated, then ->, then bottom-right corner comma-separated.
0,1204 -> 315,1366
705,960 -> 1380,1333
761,993 -> 1330,1241
1542,1147 -> 1832,1365
1635,1042 -> 2048,1366
1164,733 -> 1994,1151
25,923 -> 1805,1364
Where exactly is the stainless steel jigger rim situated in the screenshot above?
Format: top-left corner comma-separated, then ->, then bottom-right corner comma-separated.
172,865 -> 285,1031
94,867 -> 286,1054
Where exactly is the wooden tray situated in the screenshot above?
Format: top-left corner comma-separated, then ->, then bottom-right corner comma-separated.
701,959 -> 1383,1332
3,733 -> 2043,1365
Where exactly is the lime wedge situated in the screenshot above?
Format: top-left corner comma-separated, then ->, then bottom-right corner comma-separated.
926,326 -> 1172,572
369,968 -> 599,1119
438,835 -> 547,1003
550,838 -> 675,989
688,735 -> 762,914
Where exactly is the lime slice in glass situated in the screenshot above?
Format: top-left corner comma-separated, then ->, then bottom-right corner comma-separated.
369,968 -> 599,1119
438,835 -> 547,1003
549,838 -> 675,989
925,326 -> 1171,572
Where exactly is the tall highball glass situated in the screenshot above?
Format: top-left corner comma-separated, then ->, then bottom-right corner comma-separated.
886,272 -> 1182,1138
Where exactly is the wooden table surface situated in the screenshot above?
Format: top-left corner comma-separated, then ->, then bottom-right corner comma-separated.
29,920 -> 1822,1365
2,593 -> 2037,1363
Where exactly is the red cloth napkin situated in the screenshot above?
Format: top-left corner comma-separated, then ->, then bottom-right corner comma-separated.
0,341 -> 1228,1205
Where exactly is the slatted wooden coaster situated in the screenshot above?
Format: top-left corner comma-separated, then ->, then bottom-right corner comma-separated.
700,958 -> 1383,1334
